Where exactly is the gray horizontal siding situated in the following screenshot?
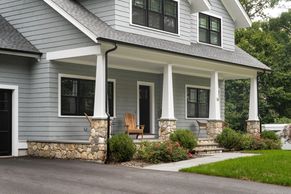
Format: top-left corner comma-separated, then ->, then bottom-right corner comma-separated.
114,0 -> 191,44
48,63 -> 163,138
0,0 -> 95,140
0,54 -> 35,140
191,0 -> 235,50
173,74 -> 225,135
79,0 -> 115,26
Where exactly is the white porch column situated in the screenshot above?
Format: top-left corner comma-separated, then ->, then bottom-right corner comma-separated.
209,71 -> 221,120
161,64 -> 175,120
93,54 -> 107,119
248,77 -> 259,121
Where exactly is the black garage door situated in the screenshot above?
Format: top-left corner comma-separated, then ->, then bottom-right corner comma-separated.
0,89 -> 12,156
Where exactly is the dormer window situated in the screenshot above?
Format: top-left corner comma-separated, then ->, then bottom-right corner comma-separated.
132,0 -> 178,34
199,13 -> 221,46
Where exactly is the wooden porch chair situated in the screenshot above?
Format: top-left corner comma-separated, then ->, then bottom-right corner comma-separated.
124,113 -> 144,139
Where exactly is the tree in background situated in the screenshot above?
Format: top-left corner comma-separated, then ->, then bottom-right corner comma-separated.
239,0 -> 282,19
225,6 -> 291,130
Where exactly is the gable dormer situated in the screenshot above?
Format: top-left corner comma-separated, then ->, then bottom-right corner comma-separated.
79,0 -> 251,51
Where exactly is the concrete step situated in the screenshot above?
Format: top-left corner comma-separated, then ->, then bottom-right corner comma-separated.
194,147 -> 224,154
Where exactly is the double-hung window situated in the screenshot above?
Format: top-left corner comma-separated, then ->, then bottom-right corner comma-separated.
60,77 -> 115,117
132,0 -> 178,33
199,13 -> 221,46
186,87 -> 209,118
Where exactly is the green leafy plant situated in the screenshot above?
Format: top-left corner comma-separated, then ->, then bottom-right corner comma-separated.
170,129 -> 197,151
108,134 -> 136,162
261,131 -> 279,141
136,141 -> 188,164
216,128 -> 242,150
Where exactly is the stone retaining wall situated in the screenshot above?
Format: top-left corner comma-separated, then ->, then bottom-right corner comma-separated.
27,119 -> 108,163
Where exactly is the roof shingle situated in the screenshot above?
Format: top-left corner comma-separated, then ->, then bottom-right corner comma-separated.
0,15 -> 40,54
51,0 -> 270,71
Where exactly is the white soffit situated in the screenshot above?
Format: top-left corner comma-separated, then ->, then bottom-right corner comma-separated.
188,0 -> 211,13
221,0 -> 252,28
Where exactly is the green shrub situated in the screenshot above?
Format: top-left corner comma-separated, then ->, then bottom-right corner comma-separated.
263,139 -> 282,150
250,137 -> 281,150
239,134 -> 253,150
136,141 -> 188,164
216,128 -> 242,150
108,134 -> 136,162
261,131 -> 279,141
250,137 -> 268,150
170,129 -> 197,150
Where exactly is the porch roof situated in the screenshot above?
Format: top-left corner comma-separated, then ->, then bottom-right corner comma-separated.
0,15 -> 41,56
48,0 -> 270,71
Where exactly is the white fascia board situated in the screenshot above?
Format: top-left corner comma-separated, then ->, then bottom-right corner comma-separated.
0,50 -> 40,59
221,0 -> 252,28
188,0 -> 211,13
43,0 -> 98,43
46,46 -> 101,60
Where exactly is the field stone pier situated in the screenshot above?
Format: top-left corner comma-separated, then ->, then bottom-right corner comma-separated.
28,119 -> 108,163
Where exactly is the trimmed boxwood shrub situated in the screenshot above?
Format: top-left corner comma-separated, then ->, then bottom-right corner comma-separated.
136,141 -> 188,164
170,129 -> 197,150
108,134 -> 136,162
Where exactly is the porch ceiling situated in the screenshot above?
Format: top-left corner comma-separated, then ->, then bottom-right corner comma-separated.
51,43 -> 259,80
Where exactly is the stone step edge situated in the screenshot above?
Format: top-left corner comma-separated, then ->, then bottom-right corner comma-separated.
197,143 -> 219,146
194,147 -> 224,152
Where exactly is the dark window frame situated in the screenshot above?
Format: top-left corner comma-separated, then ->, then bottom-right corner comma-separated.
186,86 -> 210,118
199,13 -> 221,46
132,0 -> 178,34
60,77 -> 115,117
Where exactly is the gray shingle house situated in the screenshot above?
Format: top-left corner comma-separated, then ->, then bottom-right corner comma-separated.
0,0 -> 269,161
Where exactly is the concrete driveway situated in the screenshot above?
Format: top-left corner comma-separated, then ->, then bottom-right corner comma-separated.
0,157 -> 290,194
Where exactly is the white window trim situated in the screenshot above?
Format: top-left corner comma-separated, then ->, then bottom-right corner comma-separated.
58,74 -> 116,118
0,84 -> 19,156
196,11 -> 224,49
137,81 -> 155,134
129,0 -> 181,36
185,84 -> 210,120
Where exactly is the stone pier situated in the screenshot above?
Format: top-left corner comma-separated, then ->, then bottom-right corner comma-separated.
159,119 -> 177,141
28,119 -> 108,163
207,120 -> 224,139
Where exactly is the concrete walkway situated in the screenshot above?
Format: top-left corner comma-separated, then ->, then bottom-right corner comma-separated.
144,152 -> 257,172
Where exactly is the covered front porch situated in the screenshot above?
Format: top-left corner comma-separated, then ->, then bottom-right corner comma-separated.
46,42 -> 261,139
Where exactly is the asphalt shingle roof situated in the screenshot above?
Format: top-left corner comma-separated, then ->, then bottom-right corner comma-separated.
0,15 -> 40,54
51,0 -> 270,71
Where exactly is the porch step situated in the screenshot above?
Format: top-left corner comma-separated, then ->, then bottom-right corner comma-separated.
194,138 -> 224,154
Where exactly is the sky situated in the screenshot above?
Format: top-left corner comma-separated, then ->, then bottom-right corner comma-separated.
264,1 -> 291,18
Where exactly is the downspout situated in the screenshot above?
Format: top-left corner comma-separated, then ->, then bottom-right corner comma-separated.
257,70 -> 266,133
104,42 -> 118,164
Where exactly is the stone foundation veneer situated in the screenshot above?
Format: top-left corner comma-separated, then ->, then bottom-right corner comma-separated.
28,119 -> 108,163
246,120 -> 261,137
159,119 -> 177,141
207,120 -> 224,139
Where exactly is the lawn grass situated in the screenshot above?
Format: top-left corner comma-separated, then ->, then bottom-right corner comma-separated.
180,150 -> 291,186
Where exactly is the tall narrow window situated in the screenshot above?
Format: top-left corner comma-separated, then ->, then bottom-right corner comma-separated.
132,0 -> 178,33
187,87 -> 210,118
199,13 -> 221,46
61,77 -> 115,117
